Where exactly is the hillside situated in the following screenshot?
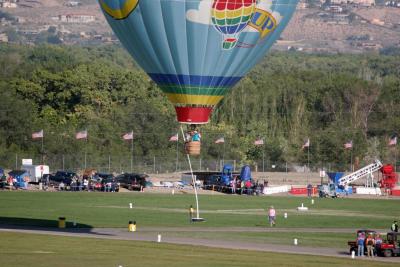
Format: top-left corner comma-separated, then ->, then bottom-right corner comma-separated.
1,1 -> 400,52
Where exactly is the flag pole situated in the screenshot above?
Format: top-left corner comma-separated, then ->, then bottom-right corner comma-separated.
350,148 -> 353,172
84,135 -> 87,169
307,145 -> 310,176
131,131 -> 133,172
175,134 -> 179,172
41,134 -> 44,164
222,137 -> 225,165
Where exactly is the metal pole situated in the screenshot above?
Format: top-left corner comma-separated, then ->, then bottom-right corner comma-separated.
175,138 -> 179,172
153,156 -> 156,173
15,153 -> 18,169
262,151 -> 265,172
130,137 -> 133,172
285,162 -> 288,173
199,158 -> 202,171
108,154 -> 111,173
41,136 -> 44,164
84,138 -> 87,169
222,140 -> 225,165
350,148 -> 353,172
62,154 -> 65,170
307,146 -> 310,174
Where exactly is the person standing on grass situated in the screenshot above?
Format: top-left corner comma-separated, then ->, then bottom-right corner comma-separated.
268,206 -> 276,227
307,183 -> 312,197
374,234 -> 383,256
357,233 -> 365,257
391,221 -> 398,232
189,205 -> 194,222
366,234 -> 375,257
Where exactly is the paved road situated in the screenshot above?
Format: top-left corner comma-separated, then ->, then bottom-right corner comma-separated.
0,226 -> 399,263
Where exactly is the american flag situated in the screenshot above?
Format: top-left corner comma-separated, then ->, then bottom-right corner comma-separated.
302,138 -> 310,149
76,130 -> 88,140
344,140 -> 353,149
254,138 -> 264,146
215,137 -> 225,144
389,135 -> 397,146
122,131 -> 134,140
32,129 -> 43,139
169,133 -> 178,142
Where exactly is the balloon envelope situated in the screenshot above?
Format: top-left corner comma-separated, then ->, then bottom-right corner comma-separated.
99,0 -> 298,124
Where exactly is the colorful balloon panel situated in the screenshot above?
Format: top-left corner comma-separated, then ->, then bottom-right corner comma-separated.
99,0 -> 298,124
211,0 -> 256,49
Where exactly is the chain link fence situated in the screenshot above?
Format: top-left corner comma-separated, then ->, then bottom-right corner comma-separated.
3,153 -> 393,174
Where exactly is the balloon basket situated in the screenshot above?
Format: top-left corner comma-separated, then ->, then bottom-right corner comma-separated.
185,141 -> 201,156
223,38 -> 237,50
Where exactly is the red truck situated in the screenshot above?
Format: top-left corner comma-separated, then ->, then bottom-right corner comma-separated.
348,230 -> 400,257
376,232 -> 400,257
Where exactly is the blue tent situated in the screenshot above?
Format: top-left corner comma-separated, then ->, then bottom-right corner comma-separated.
8,170 -> 29,188
240,165 -> 252,181
221,164 -> 233,186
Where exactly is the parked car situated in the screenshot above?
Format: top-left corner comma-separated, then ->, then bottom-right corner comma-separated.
0,172 -> 7,188
100,177 -> 119,192
116,173 -> 147,191
89,176 -> 102,191
48,171 -> 76,185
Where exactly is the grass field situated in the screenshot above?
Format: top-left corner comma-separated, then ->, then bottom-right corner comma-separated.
0,232 -> 397,267
0,191 -> 398,229
0,190 -> 399,266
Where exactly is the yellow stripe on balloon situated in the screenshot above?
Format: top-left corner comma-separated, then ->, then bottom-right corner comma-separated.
99,0 -> 139,20
165,94 -> 224,105
213,5 -> 255,20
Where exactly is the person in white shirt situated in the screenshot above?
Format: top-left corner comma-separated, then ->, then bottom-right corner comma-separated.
268,206 -> 276,227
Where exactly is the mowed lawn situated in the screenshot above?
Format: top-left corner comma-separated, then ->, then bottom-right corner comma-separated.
0,191 -> 398,229
0,232 -> 397,267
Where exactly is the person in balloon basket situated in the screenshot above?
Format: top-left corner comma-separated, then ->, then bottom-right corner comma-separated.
268,206 -> 276,227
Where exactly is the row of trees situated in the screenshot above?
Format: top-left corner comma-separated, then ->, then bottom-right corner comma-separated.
0,44 -> 399,171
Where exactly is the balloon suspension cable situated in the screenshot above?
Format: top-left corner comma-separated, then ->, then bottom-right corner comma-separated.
180,125 -> 201,220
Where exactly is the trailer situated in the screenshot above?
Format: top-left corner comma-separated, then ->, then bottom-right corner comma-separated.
21,164 -> 49,183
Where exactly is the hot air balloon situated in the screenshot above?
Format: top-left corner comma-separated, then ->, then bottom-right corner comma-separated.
98,0 -> 298,125
211,0 -> 257,50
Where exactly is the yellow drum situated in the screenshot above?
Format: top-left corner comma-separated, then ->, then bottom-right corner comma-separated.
128,221 -> 136,232
58,217 -> 66,228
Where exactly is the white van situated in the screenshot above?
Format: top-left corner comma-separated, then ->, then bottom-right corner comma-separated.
21,165 -> 50,183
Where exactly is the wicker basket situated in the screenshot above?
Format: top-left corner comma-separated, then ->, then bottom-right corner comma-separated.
185,141 -> 201,155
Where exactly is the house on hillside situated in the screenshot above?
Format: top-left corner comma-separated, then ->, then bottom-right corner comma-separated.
350,0 -> 375,6
56,14 -> 95,23
0,33 -> 8,43
0,1 -> 17,8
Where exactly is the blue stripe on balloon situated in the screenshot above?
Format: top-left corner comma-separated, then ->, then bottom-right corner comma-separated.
148,73 -> 242,87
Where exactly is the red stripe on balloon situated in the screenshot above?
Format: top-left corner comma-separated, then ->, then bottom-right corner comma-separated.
213,0 -> 256,11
